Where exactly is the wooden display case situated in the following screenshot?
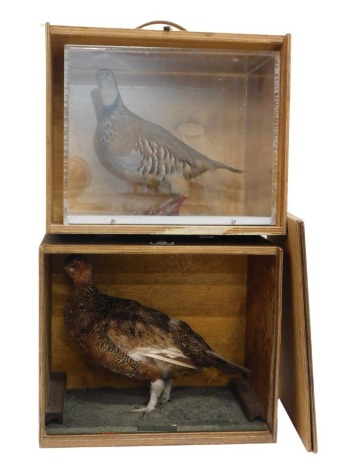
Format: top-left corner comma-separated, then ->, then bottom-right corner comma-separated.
46,23 -> 290,236
39,216 -> 316,450
40,235 -> 282,447
39,23 -> 316,452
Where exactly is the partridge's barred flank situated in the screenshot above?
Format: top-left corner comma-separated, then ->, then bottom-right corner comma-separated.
91,68 -> 243,215
63,255 -> 250,413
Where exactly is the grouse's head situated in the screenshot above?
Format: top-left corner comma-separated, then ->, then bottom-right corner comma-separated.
96,68 -> 119,107
63,254 -> 93,285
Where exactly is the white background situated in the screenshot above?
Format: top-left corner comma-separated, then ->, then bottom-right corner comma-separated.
1,1 -> 351,468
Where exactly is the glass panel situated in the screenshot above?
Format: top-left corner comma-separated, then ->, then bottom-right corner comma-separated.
64,46 -> 280,226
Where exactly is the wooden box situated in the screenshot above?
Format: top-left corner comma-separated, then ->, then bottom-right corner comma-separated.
39,216 -> 316,450
46,23 -> 290,236
39,23 -> 316,452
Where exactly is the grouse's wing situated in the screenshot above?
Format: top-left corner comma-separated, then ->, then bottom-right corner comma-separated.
104,302 -> 197,369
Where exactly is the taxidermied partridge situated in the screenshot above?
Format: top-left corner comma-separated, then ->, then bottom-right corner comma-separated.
92,68 -> 243,215
63,255 -> 250,413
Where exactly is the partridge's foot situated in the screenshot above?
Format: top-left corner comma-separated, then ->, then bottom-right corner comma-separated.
145,196 -> 187,216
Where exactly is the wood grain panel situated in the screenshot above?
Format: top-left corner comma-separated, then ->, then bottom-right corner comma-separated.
244,253 -> 282,435
269,214 -> 317,452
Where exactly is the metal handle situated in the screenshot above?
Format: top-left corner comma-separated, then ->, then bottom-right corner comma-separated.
137,20 -> 187,31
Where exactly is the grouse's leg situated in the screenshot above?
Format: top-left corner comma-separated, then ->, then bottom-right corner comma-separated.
160,379 -> 173,404
132,378 -> 165,413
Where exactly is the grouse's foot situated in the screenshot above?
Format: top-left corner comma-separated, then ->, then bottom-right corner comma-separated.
132,405 -> 154,414
132,379 -> 165,413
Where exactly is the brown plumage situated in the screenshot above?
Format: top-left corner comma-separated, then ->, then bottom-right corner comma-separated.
63,254 -> 250,413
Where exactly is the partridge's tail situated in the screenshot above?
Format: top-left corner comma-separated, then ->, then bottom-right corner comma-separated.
202,158 -> 244,174
206,351 -> 251,377
219,162 -> 244,174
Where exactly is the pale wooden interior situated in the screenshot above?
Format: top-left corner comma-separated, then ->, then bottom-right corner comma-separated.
46,25 -> 290,235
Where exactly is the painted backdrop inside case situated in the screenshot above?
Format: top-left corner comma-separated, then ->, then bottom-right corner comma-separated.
64,45 -> 280,226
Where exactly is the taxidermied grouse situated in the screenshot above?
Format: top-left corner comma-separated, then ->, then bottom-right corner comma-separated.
92,68 -> 243,215
63,255 -> 250,413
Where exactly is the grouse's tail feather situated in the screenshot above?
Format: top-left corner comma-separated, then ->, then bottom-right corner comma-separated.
207,351 -> 251,377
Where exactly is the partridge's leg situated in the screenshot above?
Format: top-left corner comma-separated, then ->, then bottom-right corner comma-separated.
146,195 -> 187,216
132,378 -> 165,413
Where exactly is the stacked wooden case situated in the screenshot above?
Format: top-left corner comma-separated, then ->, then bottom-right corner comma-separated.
39,23 -> 317,451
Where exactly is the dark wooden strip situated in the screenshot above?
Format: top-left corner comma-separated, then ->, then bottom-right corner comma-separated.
231,377 -> 266,421
45,372 -> 67,424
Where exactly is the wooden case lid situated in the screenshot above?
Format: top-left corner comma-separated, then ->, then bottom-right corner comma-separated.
270,214 -> 317,452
